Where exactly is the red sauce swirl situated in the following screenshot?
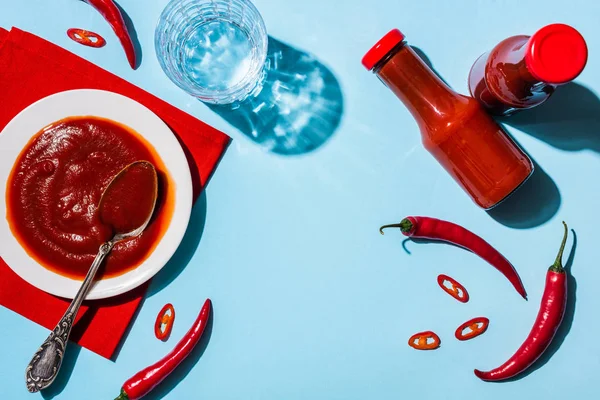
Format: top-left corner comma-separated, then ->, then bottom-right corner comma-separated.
6,116 -> 174,280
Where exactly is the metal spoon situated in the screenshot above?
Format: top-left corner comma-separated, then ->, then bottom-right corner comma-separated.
25,161 -> 158,393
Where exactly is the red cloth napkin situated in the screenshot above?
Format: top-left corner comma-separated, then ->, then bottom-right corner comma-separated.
0,27 -> 230,359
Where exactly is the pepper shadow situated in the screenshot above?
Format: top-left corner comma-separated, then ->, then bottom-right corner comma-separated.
147,191 -> 207,297
144,306 -> 214,400
400,237 -> 465,255
497,229 -> 577,382
207,36 -> 344,155
486,147 -> 561,229
114,1 -> 142,69
502,83 -> 600,152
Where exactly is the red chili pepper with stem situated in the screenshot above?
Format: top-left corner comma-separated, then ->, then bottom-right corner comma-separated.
474,222 -> 569,381
115,299 -> 212,400
82,0 -> 136,68
380,217 -> 527,299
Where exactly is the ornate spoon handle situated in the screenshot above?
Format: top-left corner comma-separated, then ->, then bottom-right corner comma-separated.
25,242 -> 114,393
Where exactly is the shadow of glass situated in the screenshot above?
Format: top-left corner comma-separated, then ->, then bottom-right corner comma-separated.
498,229 -> 577,382
503,83 -> 600,152
114,1 -> 142,69
487,157 -> 561,229
147,192 -> 207,297
144,306 -> 214,400
207,36 -> 344,155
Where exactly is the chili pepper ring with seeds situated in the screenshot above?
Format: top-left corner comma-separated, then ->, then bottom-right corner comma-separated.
67,28 -> 106,48
437,274 -> 470,303
154,303 -> 175,341
408,331 -> 441,350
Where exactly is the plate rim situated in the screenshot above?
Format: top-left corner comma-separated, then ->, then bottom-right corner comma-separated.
0,89 -> 193,300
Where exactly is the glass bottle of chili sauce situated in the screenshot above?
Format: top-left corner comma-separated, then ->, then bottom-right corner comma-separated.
362,29 -> 533,209
469,24 -> 587,116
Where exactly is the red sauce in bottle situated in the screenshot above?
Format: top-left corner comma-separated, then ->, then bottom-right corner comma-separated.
362,29 -> 533,209
468,24 -> 587,116
6,116 -> 175,280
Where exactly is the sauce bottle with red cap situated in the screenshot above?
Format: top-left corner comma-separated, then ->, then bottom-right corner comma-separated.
362,29 -> 533,209
469,23 -> 588,116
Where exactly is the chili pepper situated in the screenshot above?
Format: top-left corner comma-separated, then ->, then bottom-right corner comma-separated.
154,303 -> 175,341
437,274 -> 469,303
455,317 -> 489,341
475,222 -> 569,381
408,331 -> 441,350
380,217 -> 527,299
67,28 -> 106,48
115,299 -> 212,400
82,0 -> 136,68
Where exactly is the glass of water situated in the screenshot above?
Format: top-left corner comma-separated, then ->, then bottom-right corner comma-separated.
155,0 -> 268,104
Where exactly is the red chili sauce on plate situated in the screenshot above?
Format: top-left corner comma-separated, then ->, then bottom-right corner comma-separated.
99,161 -> 158,235
6,116 -> 175,280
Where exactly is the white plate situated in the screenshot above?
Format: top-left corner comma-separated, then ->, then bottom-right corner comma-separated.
0,89 -> 193,300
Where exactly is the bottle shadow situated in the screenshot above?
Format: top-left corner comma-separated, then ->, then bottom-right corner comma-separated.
206,36 -> 344,155
486,156 -> 561,229
495,229 -> 577,382
147,191 -> 207,297
488,84 -> 600,227
411,47 -> 561,228
503,83 -> 600,152
144,307 -> 214,400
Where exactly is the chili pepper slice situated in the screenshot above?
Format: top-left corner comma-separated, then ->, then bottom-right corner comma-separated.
67,28 -> 106,48
408,331 -> 441,350
437,274 -> 469,303
154,303 -> 175,341
455,317 -> 489,341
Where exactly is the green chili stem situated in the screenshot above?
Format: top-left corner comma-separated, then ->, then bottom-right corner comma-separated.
549,221 -> 568,273
114,388 -> 129,400
379,218 -> 413,235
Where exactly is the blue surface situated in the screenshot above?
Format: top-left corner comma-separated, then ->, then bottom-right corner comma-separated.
1,0 -> 600,398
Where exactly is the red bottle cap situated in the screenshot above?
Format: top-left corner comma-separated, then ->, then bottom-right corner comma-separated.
362,29 -> 406,70
525,23 -> 588,84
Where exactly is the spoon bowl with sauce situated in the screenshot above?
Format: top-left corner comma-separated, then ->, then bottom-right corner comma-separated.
25,161 -> 158,393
